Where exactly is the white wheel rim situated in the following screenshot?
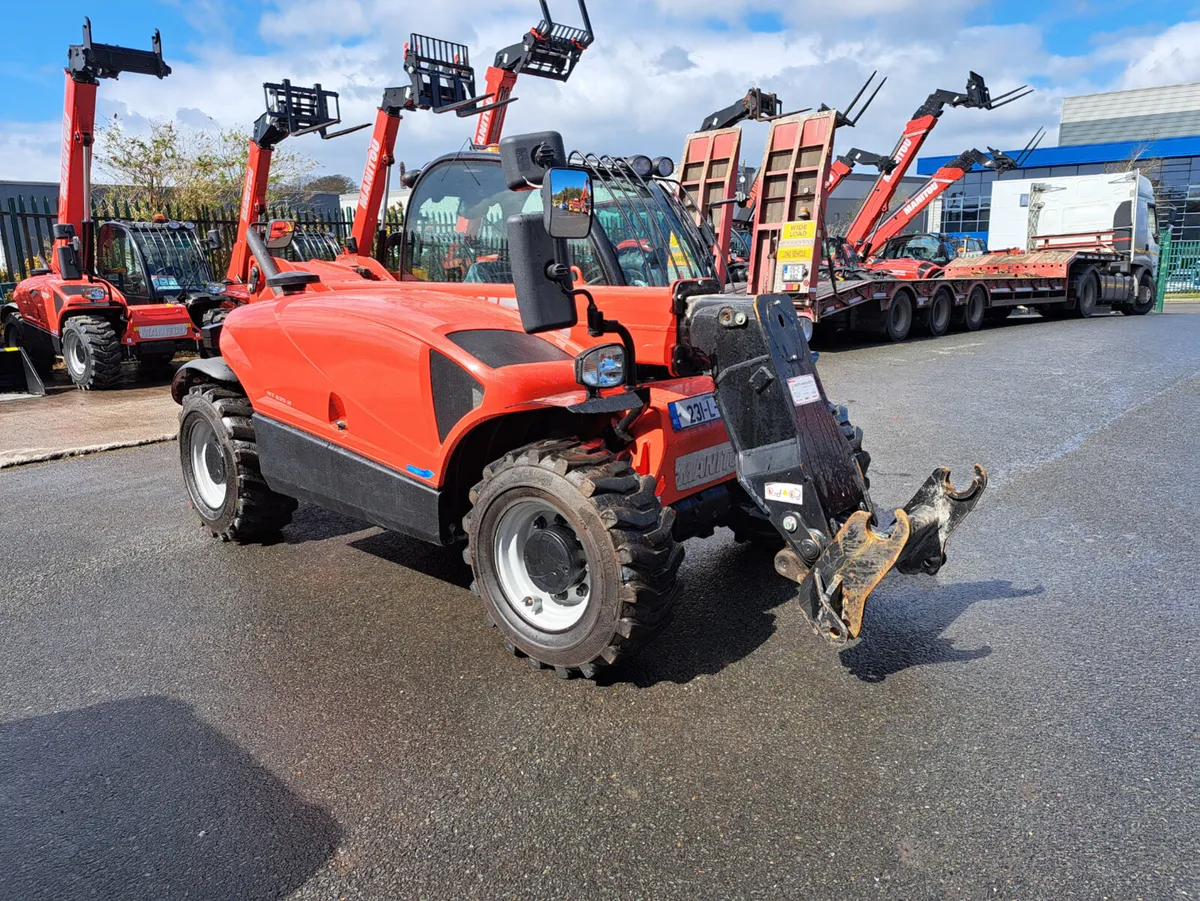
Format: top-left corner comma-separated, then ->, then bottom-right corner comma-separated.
66,333 -> 87,377
190,419 -> 228,511
493,498 -> 592,632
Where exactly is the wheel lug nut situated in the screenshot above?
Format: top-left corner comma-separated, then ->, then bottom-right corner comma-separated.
522,596 -> 535,607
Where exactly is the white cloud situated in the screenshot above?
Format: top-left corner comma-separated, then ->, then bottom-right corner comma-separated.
5,2 -> 1199,186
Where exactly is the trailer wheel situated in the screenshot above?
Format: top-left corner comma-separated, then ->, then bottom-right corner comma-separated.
61,315 -> 122,390
464,439 -> 682,678
179,385 -> 298,542
884,292 -> 912,342
1074,268 -> 1100,318
926,289 -> 952,337
959,287 -> 986,331
1122,271 -> 1155,316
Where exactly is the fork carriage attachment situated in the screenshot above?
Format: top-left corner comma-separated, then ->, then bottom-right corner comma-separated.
687,293 -> 987,646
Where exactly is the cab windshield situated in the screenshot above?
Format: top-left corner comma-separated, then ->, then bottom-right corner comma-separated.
127,224 -> 216,295
874,234 -> 951,264
403,156 -> 715,287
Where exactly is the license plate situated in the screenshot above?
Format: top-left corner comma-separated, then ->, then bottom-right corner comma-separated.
668,393 -> 722,431
138,324 -> 189,339
674,442 -> 737,492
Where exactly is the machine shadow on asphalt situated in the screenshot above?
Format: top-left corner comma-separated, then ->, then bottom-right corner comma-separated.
838,579 -> 1045,682
0,697 -> 341,901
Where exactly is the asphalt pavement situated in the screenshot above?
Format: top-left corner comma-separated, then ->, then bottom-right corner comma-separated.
1,308 -> 1196,900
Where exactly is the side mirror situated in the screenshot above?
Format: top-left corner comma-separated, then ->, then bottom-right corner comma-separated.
204,228 -> 222,252
506,212 -> 577,334
542,167 -> 593,240
264,219 -> 295,251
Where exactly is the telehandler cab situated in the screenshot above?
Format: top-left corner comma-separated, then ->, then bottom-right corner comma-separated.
1,20 -> 208,390
172,113 -> 987,678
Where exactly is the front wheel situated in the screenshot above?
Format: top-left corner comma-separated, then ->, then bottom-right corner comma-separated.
180,386 -> 297,541
61,315 -> 122,389
464,439 -> 682,678
1122,271 -> 1156,316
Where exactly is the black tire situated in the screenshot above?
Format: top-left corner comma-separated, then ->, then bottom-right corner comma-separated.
1122,271 -> 1155,316
179,385 -> 297,542
4,316 -> 54,376
958,287 -> 986,331
884,292 -> 912,342
61,315 -> 122,389
926,289 -> 952,337
1074,268 -> 1099,319
464,438 -> 683,678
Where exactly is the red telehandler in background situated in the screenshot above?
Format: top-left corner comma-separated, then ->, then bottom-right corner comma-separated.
0,20 -> 212,391
340,34 -> 513,271
840,71 -> 1031,253
864,130 -> 1045,282
472,0 -> 594,148
196,79 -> 368,341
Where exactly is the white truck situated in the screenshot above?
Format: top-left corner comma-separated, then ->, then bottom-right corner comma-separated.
988,170 -> 1159,273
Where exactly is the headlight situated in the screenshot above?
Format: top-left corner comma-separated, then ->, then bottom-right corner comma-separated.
626,155 -> 653,179
206,282 -> 227,296
83,287 -> 107,301
652,156 -> 674,178
799,314 -> 814,342
575,344 -> 625,389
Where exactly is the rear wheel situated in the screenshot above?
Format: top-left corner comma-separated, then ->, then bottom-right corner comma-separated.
1122,271 -> 1155,316
179,385 -> 297,541
1075,269 -> 1099,318
926,289 -> 952,337
61,315 -> 122,389
959,287 -> 986,331
884,293 -> 912,342
464,439 -> 682,678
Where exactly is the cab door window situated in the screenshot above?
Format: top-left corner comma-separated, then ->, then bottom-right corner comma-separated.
96,224 -> 149,301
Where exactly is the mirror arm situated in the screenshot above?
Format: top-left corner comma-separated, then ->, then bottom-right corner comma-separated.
569,286 -> 637,389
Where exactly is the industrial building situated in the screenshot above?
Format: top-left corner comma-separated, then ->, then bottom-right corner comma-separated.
917,83 -> 1200,244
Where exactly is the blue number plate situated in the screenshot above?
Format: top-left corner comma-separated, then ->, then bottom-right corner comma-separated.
668,394 -> 722,431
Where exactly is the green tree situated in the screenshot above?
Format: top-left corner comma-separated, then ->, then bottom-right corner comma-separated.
95,117 -> 320,211
303,174 -> 359,197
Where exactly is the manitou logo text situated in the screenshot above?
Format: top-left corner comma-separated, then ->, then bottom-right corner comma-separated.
900,179 -> 943,216
475,109 -> 494,145
58,111 -> 73,217
358,138 -> 382,210
884,136 -> 915,183
239,165 -> 256,226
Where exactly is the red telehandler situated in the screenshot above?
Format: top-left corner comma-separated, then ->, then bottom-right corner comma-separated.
840,72 -> 1031,253
1,20 -> 210,390
472,0 -> 594,148
170,105 -> 987,678
339,34 -> 513,272
863,130 -> 1045,283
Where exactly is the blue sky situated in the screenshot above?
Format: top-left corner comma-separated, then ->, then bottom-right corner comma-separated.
2,0 -> 1197,183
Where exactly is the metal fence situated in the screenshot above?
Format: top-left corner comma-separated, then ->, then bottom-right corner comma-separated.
1156,231 -> 1200,309
0,195 -> 403,283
